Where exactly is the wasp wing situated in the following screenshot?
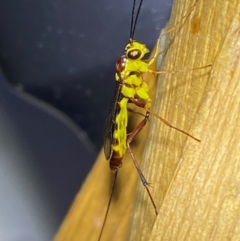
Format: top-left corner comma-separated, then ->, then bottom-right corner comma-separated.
103,81 -> 123,160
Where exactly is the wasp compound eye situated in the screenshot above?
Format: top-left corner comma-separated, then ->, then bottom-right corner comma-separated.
127,49 -> 141,60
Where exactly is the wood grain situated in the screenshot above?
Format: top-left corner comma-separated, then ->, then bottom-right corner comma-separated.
130,0 -> 240,240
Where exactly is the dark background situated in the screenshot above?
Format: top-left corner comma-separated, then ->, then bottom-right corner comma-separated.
0,0 -> 172,240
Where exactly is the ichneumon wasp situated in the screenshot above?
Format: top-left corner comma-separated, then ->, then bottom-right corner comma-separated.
100,0 -> 202,240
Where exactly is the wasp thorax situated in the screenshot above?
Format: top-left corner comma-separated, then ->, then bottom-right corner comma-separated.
125,40 -> 149,60
116,55 -> 127,72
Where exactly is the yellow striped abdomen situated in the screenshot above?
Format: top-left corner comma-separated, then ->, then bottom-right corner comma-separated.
110,97 -> 128,171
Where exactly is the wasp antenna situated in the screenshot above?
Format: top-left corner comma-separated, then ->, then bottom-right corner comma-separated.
130,0 -> 144,39
130,0 -> 137,39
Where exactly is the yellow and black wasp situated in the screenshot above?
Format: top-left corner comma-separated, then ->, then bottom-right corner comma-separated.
100,0 -> 201,239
